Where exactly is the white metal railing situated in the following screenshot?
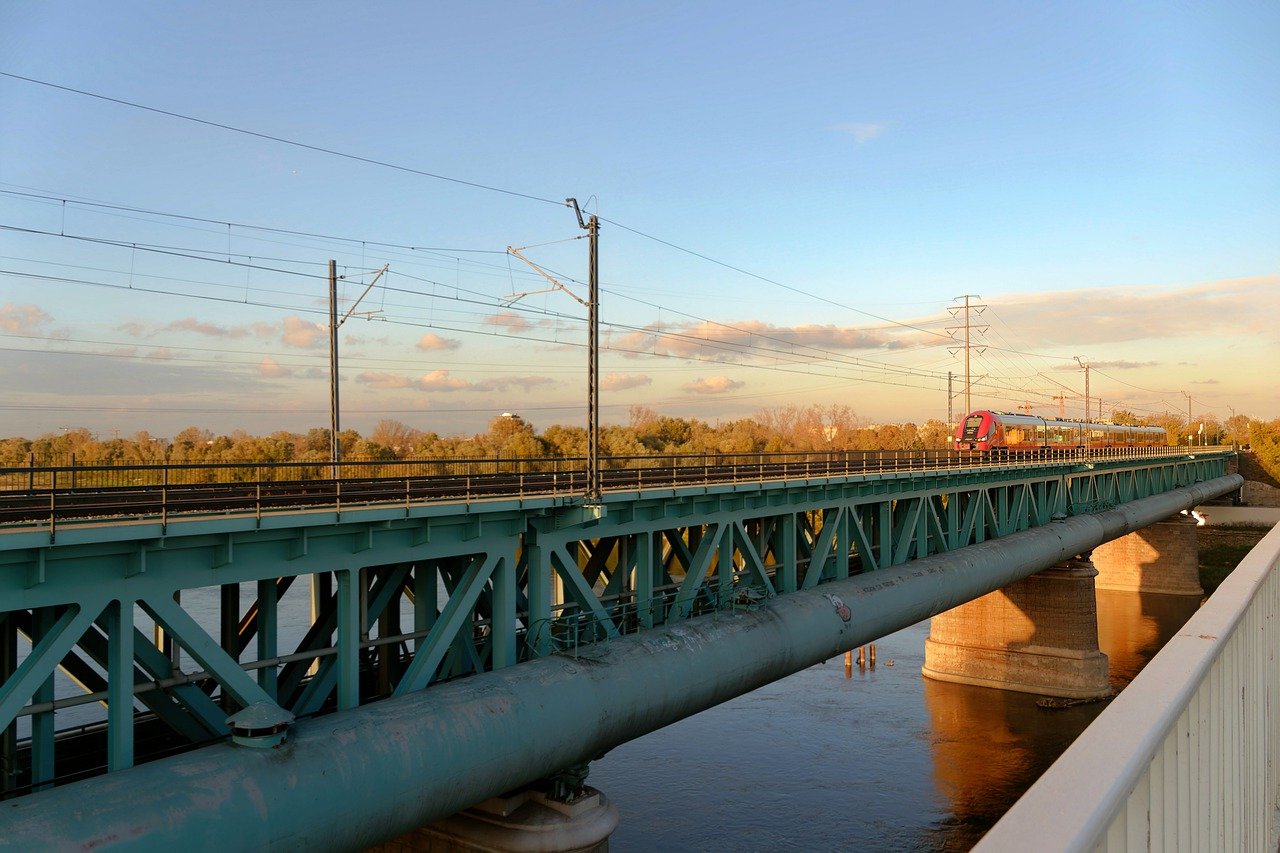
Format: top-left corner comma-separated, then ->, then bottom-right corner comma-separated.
978,522 -> 1280,851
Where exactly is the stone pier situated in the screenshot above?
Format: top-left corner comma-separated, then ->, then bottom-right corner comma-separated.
1091,513 -> 1203,596
921,558 -> 1110,699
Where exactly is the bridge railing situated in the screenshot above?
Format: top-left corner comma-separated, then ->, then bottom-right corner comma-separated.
977,522 -> 1280,852
0,446 -> 1230,531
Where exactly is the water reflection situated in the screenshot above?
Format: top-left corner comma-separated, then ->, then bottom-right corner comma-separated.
594,589 -> 1200,851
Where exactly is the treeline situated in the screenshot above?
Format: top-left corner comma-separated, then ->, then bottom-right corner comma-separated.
2,405 -> 1277,479
1,404 -> 949,468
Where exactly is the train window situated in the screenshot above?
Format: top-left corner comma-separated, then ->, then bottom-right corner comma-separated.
961,416 -> 984,440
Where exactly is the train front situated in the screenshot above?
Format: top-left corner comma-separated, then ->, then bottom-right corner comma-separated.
954,411 -> 998,450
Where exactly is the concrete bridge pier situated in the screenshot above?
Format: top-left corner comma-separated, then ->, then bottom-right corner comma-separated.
1090,512 -> 1203,596
369,775 -> 618,853
921,558 -> 1111,699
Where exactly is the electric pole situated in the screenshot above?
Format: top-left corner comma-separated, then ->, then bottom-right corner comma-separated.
1074,356 -> 1090,454
946,295 -> 987,417
1182,391 -> 1192,446
329,260 -> 339,477
947,371 -> 953,431
568,199 -> 601,502
328,260 -> 389,478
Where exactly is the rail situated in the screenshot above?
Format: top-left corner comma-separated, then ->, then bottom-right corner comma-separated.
0,446 -> 1228,532
977,521 -> 1280,851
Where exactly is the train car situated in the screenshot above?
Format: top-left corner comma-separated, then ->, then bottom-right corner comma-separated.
954,410 -> 1166,451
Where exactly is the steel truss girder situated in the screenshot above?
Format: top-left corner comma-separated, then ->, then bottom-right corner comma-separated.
0,453 -> 1231,795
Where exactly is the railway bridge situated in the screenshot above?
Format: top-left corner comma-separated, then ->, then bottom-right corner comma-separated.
0,448 -> 1240,849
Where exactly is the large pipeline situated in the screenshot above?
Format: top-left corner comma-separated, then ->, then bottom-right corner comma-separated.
0,474 -> 1241,851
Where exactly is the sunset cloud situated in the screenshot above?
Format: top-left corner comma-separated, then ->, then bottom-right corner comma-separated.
613,319 -> 920,361
416,333 -> 462,351
985,276 -> 1280,348
415,369 -> 473,391
601,372 -> 652,391
683,376 -> 744,395
163,317 -> 253,338
354,369 -> 554,393
259,356 -> 289,378
0,303 -> 51,335
485,311 -> 531,334
281,316 -> 327,349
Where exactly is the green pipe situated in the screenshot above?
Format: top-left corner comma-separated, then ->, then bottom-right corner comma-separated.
0,474 -> 1241,851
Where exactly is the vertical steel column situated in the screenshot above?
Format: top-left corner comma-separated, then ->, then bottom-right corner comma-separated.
219,583 -> 239,712
1,614 -> 15,794
335,569 -> 360,710
106,600 -> 135,771
776,513 -> 797,593
310,572 -> 331,676
635,531 -> 657,629
717,527 -> 734,603
491,553 -> 516,669
836,508 -> 851,578
414,563 -> 437,655
525,534 -> 553,655
30,607 -> 55,790
256,579 -> 278,699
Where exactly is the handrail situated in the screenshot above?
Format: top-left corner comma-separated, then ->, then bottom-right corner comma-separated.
978,521 -> 1280,851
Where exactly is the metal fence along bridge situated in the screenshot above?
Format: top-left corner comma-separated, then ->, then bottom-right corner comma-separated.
0,446 -> 1240,849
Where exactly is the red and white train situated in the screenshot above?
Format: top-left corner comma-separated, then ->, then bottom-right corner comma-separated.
954,410 -> 1167,452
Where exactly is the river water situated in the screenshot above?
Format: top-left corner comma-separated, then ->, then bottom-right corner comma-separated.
590,589 -> 1201,852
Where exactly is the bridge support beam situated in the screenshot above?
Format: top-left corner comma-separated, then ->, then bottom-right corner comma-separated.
1090,513 -> 1203,596
921,557 -> 1110,699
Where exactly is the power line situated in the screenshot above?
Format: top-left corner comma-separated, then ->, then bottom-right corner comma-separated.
0,72 -> 565,208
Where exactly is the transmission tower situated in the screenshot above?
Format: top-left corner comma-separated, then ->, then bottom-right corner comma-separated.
946,295 -> 988,416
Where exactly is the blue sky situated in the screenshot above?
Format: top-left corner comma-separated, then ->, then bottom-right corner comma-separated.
1,2 -> 1276,439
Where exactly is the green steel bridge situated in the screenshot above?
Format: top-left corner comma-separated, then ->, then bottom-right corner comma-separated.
0,447 -> 1240,849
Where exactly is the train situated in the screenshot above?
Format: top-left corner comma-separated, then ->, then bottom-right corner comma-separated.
953,410 -> 1167,451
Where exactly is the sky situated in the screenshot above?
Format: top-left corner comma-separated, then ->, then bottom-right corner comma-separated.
0,2 -> 1277,440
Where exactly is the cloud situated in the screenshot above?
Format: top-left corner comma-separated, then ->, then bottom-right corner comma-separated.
356,371 -> 414,390
986,275 -> 1280,348
1192,378 -> 1221,385
415,369 -> 473,391
345,333 -> 391,347
354,370 -> 555,393
163,317 -> 253,338
485,311 -> 532,334
613,319 -> 921,361
0,303 -> 52,335
416,333 -> 462,351
834,122 -> 886,144
259,356 -> 290,378
682,376 -> 744,395
281,316 -> 327,349
474,375 -> 555,392
1052,359 -> 1158,371
144,347 -> 178,360
601,372 -> 652,391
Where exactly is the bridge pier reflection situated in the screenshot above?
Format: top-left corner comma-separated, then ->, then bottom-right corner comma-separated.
371,785 -> 618,853
921,558 -> 1110,699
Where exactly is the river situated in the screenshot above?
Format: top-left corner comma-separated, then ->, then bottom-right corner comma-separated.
589,589 -> 1201,851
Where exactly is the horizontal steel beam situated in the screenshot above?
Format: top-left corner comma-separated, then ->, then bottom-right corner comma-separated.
0,474 -> 1242,851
